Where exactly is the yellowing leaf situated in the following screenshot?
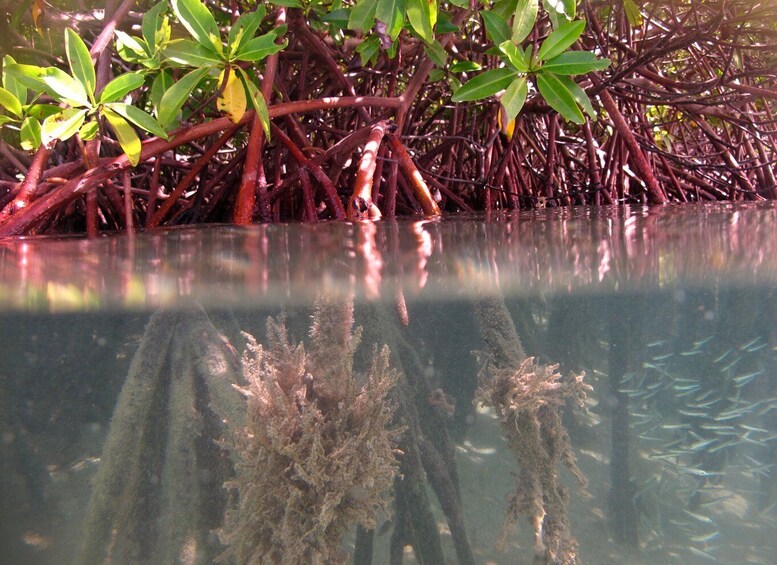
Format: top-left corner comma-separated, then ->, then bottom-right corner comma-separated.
217,69 -> 246,124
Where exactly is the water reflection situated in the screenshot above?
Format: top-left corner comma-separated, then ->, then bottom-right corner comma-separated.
1,203 -> 777,311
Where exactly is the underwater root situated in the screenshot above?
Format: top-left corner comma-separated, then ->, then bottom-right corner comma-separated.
476,297 -> 591,565
221,295 -> 400,564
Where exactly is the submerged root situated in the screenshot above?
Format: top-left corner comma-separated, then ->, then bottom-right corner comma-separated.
221,295 -> 399,565
476,296 -> 591,565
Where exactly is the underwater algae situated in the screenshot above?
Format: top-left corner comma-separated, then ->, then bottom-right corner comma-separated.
221,295 -> 399,564
475,295 -> 592,564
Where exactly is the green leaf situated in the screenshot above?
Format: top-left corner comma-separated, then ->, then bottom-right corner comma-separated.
24,104 -> 61,120
535,71 -> 584,123
270,0 -> 302,6
450,60 -> 481,73
436,12 -> 459,34
235,32 -> 287,62
99,72 -> 145,104
348,0 -> 377,32
322,8 -> 350,28
0,86 -> 22,118
105,102 -> 169,139
142,1 -> 170,48
78,119 -> 99,141
355,36 -> 381,66
424,40 -> 447,68
511,0 -> 538,44
541,51 -> 610,75
499,40 -> 530,72
20,117 -> 41,150
237,69 -> 270,139
544,0 -> 575,22
150,70 -> 173,117
3,55 -> 27,104
451,67 -> 518,102
40,67 -> 91,107
5,63 -> 49,94
157,66 -> 210,129
227,9 -> 265,58
406,0 -> 435,44
623,0 -> 643,27
41,107 -> 88,145
115,30 -> 151,63
65,28 -> 96,100
493,0 -> 519,20
163,39 -> 222,66
501,75 -> 528,124
556,72 -> 596,117
537,19 -> 586,61
480,11 -> 510,45
103,108 -> 142,166
376,0 -> 405,40
170,0 -> 222,54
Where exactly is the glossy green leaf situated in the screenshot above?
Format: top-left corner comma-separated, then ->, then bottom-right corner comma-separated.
78,119 -> 99,141
20,117 -> 41,150
5,63 -> 49,94
492,0 -> 519,20
40,67 -> 90,107
537,19 -> 586,61
150,70 -> 173,117
536,71 -> 584,123
544,0 -> 576,22
557,73 -> 596,117
24,104 -> 61,120
0,86 -> 22,118
3,56 -> 27,104
0,115 -> 14,127
170,0 -> 222,54
65,29 -> 96,99
424,40 -> 447,68
227,9 -> 265,57
451,67 -> 518,102
157,66 -> 210,128
624,0 -> 643,27
541,51 -> 610,75
163,39 -> 222,66
501,76 -> 528,124
103,108 -> 142,166
511,0 -> 538,44
142,1 -> 170,48
348,0 -> 377,32
499,40 -> 530,72
238,69 -> 270,139
407,0 -> 435,44
99,72 -> 145,104
41,107 -> 88,145
376,0 -> 405,40
270,0 -> 302,6
106,102 -> 169,139
322,8 -> 350,28
115,31 -> 151,63
436,12 -> 459,34
356,36 -> 381,66
450,60 -> 481,73
480,11 -> 510,46
235,32 -> 287,62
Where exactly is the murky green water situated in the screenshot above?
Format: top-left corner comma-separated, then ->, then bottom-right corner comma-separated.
1,204 -> 776,564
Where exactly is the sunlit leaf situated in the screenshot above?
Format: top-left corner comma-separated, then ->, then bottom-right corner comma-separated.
65,29 -> 96,100
3,55 -> 27,104
41,107 -> 88,145
5,63 -> 49,95
511,0 -> 538,44
541,51 -> 610,75
228,9 -> 265,58
0,87 -> 22,118
624,0 -> 643,27
450,60 -> 482,73
99,72 -> 145,104
501,75 -> 528,124
216,68 -> 247,124
40,67 -> 90,107
78,119 -> 99,141
451,67 -> 518,102
163,39 -> 222,66
348,0 -> 377,32
406,0 -> 435,44
499,40 -> 530,72
103,108 -> 142,166
106,102 -> 169,139
142,1 -> 170,48
157,66 -> 210,129
537,18 -> 586,61
238,68 -> 271,139
480,10 -> 510,45
150,70 -> 173,117
170,0 -> 223,54
24,104 -> 61,120
376,0 -> 406,40
115,30 -> 151,63
234,32 -> 287,62
536,71 -> 584,123
20,117 -> 41,150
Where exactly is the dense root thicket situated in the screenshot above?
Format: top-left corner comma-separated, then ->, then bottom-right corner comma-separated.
0,0 -> 775,235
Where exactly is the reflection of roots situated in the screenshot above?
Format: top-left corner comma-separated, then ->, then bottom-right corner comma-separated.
476,297 -> 591,565
221,296 -> 399,564
75,307 -> 245,565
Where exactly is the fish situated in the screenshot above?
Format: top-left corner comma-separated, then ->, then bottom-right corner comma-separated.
713,349 -> 732,363
688,546 -> 718,561
690,531 -> 720,543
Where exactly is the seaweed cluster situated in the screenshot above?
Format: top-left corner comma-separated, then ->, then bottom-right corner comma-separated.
221,296 -> 399,564
475,296 -> 591,565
